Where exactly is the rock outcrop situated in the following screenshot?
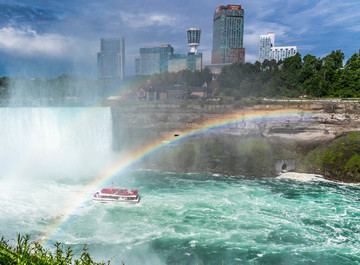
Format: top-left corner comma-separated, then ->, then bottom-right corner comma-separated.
110,102 -> 360,151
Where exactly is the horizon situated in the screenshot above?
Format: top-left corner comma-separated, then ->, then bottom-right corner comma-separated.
0,0 -> 359,78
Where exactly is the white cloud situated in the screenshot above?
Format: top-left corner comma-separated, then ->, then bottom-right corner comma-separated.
0,26 -> 94,60
119,12 -> 177,28
349,25 -> 360,32
280,0 -> 360,33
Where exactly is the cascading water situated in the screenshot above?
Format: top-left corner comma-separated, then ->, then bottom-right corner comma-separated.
0,107 -> 114,178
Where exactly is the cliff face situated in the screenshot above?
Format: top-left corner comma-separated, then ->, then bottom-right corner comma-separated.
110,102 -> 360,179
111,102 -> 360,151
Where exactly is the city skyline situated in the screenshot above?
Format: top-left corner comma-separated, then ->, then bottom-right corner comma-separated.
0,0 -> 359,78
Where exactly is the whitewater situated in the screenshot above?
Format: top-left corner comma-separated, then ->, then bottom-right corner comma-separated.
0,107 -> 359,265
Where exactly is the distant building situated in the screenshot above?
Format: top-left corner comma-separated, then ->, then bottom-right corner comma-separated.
211,5 -> 245,65
143,84 -> 210,101
187,27 -> 201,54
168,54 -> 187,73
259,32 -> 297,63
168,27 -> 202,73
187,85 -> 211,99
186,53 -> 202,71
168,53 -> 202,72
136,28 -> 203,75
97,38 -> 125,80
135,44 -> 174,75
145,85 -> 187,101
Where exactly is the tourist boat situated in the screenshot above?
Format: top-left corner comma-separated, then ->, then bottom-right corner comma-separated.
92,188 -> 140,203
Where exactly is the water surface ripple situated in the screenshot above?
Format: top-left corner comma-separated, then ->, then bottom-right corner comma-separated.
1,171 -> 360,265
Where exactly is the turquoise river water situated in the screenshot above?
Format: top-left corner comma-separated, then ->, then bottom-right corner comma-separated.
0,108 -> 359,264
2,171 -> 360,265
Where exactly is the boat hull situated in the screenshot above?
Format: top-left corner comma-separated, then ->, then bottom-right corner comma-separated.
92,190 -> 140,203
92,196 -> 140,203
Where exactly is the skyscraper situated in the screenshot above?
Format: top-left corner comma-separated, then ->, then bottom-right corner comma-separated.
135,44 -> 174,75
259,32 -> 275,63
211,5 -> 245,65
259,32 -> 297,62
97,38 -> 125,80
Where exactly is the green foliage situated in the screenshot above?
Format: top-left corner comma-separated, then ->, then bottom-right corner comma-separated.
344,154 -> 360,180
302,132 -> 360,182
216,50 -> 360,99
0,234 -> 112,265
301,146 -> 326,172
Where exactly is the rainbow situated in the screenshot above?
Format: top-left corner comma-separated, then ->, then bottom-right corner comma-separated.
39,107 -> 313,246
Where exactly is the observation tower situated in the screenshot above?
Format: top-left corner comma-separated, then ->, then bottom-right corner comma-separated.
187,27 -> 201,54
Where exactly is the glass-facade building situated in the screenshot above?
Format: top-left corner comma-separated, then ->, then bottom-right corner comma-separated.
211,5 -> 245,64
259,32 -> 297,62
186,53 -> 202,71
135,27 -> 203,75
97,38 -> 125,80
168,53 -> 202,73
135,38 -> 203,75
135,44 -> 174,75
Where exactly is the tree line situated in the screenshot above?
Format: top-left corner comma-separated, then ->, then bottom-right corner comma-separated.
216,50 -> 360,99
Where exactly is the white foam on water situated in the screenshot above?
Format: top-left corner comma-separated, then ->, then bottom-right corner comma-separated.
277,172 -> 327,182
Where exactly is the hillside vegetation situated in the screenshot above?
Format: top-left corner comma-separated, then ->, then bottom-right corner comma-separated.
301,132 -> 360,182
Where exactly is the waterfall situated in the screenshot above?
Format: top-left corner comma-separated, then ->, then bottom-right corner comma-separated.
0,107 -> 114,179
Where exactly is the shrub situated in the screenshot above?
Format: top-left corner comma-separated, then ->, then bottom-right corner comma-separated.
0,234 -> 113,265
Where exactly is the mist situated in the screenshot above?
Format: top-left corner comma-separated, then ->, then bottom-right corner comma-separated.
0,107 -> 116,181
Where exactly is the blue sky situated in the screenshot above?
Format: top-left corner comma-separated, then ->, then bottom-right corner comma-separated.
0,0 -> 359,78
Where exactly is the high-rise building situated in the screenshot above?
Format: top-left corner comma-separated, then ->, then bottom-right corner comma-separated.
97,38 -> 125,80
259,32 -> 275,63
211,5 -> 245,65
135,44 -> 174,75
259,32 -> 297,63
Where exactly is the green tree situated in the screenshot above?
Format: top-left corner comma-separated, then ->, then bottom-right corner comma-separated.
345,53 -> 360,71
